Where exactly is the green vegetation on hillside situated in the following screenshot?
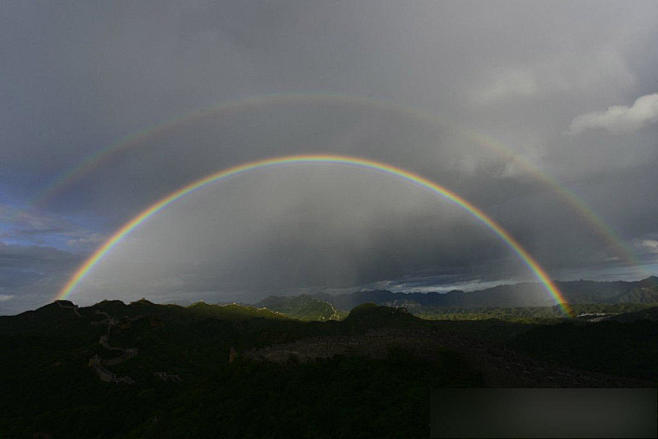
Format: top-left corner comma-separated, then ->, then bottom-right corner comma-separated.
0,300 -> 480,438
2,299 -> 657,438
187,301 -> 288,320
414,303 -> 658,322
256,295 -> 344,321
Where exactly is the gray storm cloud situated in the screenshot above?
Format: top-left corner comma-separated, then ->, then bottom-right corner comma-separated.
2,1 -> 658,311
69,166 -> 516,305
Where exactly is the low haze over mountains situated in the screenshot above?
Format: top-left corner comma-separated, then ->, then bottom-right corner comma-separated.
257,276 -> 658,314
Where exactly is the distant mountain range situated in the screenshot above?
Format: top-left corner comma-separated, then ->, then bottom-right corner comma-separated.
257,276 -> 658,313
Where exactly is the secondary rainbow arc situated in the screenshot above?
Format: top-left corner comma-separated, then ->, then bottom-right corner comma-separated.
56,154 -> 573,316
24,93 -> 639,271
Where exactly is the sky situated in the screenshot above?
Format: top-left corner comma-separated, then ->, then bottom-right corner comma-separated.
1,0 -> 658,313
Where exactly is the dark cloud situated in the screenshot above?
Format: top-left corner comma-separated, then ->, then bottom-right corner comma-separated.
2,1 -> 658,312
0,241 -> 83,314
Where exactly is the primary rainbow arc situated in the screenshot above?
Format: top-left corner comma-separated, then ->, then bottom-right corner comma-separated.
56,154 -> 573,316
24,93 -> 637,270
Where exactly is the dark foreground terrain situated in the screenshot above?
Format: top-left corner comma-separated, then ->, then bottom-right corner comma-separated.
1,299 -> 657,438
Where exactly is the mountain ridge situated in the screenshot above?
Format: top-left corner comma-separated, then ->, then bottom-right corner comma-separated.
293,276 -> 658,311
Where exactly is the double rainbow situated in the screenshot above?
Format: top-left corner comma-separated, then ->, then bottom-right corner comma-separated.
26,94 -> 638,270
56,154 -> 573,316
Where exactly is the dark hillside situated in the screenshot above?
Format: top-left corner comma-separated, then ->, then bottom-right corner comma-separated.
1,299 -> 655,438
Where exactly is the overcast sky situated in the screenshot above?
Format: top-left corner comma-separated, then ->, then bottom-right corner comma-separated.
2,1 -> 658,313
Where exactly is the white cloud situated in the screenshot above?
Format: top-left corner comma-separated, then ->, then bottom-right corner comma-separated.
0,295 -> 14,302
569,93 -> 658,134
636,239 -> 658,254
